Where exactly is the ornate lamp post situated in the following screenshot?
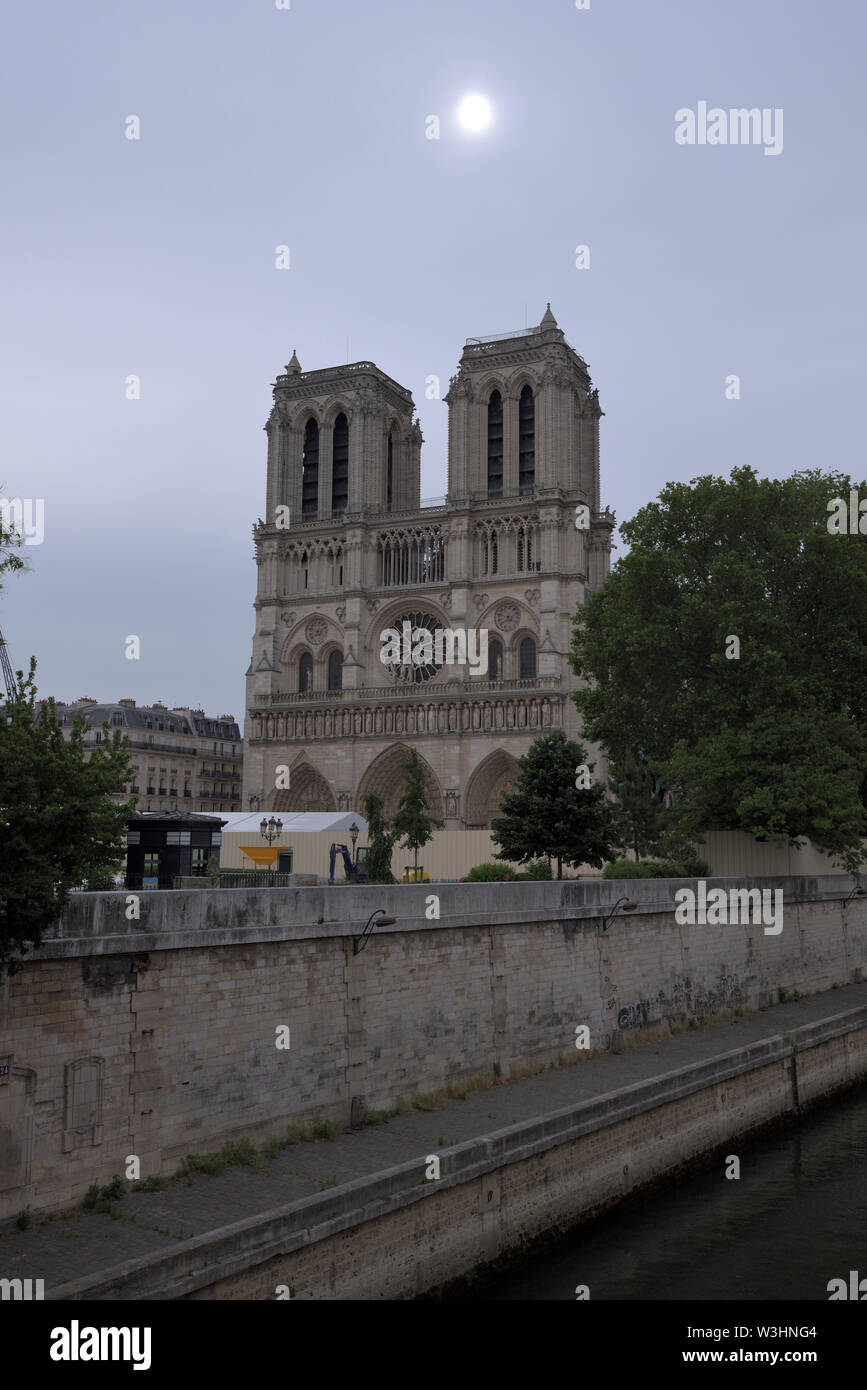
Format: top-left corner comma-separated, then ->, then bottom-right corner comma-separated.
260,815 -> 283,884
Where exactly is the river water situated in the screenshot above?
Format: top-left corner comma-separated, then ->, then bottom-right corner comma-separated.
461,1084 -> 867,1300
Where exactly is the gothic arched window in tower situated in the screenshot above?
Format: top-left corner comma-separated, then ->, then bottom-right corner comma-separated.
519,636 -> 537,680
519,385 -> 535,494
332,412 -> 349,516
489,638 -> 503,680
487,390 -> 503,498
299,651 -> 313,692
302,418 -> 320,518
387,428 -> 394,512
327,649 -> 343,691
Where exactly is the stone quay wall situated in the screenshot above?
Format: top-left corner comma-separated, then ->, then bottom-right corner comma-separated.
53,1004 -> 867,1301
1,876 -> 865,1221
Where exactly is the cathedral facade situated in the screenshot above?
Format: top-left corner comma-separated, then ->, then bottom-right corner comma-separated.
243,306 -> 614,827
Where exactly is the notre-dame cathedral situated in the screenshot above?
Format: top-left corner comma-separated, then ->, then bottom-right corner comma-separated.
243,305 -> 613,827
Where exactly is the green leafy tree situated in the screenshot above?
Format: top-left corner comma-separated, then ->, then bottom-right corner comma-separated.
391,749 -> 443,877
361,792 -> 396,883
0,667 -> 134,975
570,466 -> 867,872
491,731 -> 616,880
607,749 -> 665,862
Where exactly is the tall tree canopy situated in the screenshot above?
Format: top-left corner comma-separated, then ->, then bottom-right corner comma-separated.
0,670 -> 134,973
392,749 -> 443,875
491,731 -> 616,879
570,466 -> 867,870
361,791 -> 396,883
2,514 -> 132,971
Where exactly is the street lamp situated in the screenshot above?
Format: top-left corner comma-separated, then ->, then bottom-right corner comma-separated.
260,815 -> 283,844
353,909 -> 396,956
260,815 -> 283,885
600,896 -> 638,933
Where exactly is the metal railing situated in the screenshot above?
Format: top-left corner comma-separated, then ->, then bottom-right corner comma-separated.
465,326 -> 539,345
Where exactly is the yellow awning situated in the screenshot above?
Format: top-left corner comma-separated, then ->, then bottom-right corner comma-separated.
239,844 -> 283,868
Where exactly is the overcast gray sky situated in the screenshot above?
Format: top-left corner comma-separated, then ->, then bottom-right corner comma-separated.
1,0 -> 864,720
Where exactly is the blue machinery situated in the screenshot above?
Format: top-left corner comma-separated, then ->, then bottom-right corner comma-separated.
328,842 -> 369,884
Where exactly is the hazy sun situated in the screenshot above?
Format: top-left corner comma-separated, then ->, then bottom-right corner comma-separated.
458,94 -> 492,132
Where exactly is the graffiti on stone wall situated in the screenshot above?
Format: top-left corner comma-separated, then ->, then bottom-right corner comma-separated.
691,974 -> 743,1016
617,974 -> 743,1031
617,999 -> 650,1030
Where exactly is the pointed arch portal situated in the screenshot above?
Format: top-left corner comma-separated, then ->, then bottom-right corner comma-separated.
268,763 -> 337,813
464,749 -> 521,828
355,743 -> 444,823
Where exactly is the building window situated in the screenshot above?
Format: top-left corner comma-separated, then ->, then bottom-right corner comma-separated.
519,636 -> 537,679
487,390 -> 503,497
299,651 -> 313,692
327,650 -> 343,691
387,428 -> 394,511
516,524 -> 535,571
332,412 -> 349,514
166,830 -> 191,846
301,417 -> 320,518
191,847 -> 209,876
519,385 -> 535,493
143,851 -> 160,876
489,639 -> 503,680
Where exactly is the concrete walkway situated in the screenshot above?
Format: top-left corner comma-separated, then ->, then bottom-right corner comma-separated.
4,981 -> 867,1295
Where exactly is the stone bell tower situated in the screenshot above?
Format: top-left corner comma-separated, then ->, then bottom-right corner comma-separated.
444,303 -> 602,510
244,307 -> 614,829
263,351 -> 421,525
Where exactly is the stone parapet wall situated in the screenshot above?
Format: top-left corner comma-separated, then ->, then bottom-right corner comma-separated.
45,1006 -> 867,1300
1,877 -> 864,1221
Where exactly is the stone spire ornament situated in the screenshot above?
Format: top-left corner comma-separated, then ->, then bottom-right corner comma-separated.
540,302 -> 558,330
285,349 -> 302,375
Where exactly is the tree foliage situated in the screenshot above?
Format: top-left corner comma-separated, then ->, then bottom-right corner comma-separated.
391,749 -> 443,873
607,749 -> 666,861
490,731 -> 616,879
360,792 -> 396,883
570,466 -> 867,871
0,667 -> 133,974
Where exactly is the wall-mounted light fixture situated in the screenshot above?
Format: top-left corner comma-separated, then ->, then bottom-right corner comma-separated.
353,909 -> 396,956
600,896 -> 638,933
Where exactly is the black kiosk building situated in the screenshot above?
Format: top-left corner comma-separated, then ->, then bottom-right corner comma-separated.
125,811 -> 226,889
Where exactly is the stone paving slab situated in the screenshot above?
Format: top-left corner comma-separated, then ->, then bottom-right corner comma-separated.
3,981 -> 867,1295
